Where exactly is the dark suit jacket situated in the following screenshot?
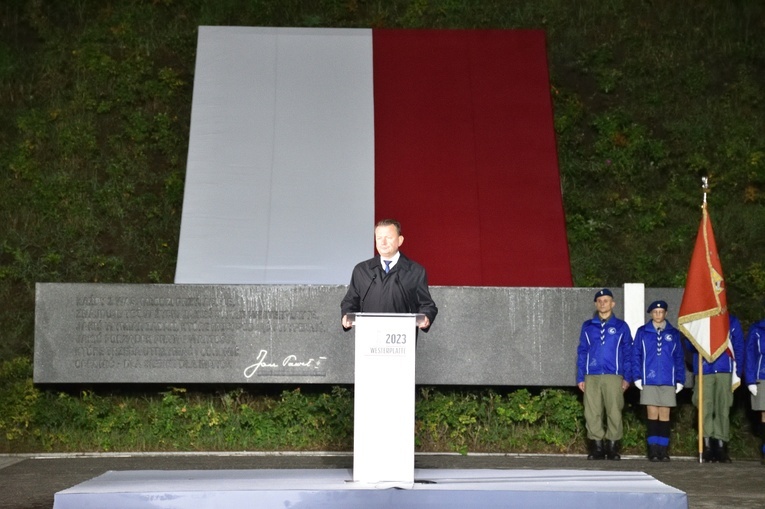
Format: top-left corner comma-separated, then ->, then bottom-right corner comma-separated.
340,252 -> 438,331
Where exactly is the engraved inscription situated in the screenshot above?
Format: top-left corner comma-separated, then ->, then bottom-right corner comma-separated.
64,289 -> 331,378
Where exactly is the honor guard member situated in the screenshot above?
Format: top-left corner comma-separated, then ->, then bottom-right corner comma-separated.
745,317 -> 765,465
685,315 -> 744,462
633,300 -> 686,461
576,288 -> 633,460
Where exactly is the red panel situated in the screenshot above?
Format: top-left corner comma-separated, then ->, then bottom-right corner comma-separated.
373,29 -> 571,287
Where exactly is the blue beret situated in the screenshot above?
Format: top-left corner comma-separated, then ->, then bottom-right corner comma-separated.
594,288 -> 613,301
647,300 -> 668,313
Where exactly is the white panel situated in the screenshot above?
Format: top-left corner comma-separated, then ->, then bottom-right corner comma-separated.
623,282 -> 645,337
176,27 -> 374,284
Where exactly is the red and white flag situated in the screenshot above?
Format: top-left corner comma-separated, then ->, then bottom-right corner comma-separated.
678,203 -> 731,363
176,27 -> 572,287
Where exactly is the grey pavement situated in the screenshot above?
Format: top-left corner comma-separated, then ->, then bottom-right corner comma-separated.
0,451 -> 762,509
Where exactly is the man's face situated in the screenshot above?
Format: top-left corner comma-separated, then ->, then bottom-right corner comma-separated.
375,224 -> 403,259
651,308 -> 667,323
595,296 -> 615,317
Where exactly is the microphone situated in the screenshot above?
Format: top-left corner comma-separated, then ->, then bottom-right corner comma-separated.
360,274 -> 377,312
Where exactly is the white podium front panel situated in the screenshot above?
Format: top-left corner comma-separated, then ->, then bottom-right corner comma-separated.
352,314 -> 417,484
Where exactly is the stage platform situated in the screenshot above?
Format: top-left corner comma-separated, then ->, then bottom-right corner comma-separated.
53,468 -> 687,509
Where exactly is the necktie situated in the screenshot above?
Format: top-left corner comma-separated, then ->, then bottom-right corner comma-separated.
384,260 -> 391,273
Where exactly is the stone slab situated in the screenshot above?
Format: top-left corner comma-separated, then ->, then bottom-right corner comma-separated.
34,284 -> 684,385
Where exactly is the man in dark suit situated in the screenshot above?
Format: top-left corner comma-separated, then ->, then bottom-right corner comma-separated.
341,219 -> 437,331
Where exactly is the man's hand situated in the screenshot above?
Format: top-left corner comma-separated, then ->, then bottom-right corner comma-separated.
621,379 -> 630,392
577,381 -> 585,392
418,316 -> 431,329
341,315 -> 353,329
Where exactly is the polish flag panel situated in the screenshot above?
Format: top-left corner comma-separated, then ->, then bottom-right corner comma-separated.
176,27 -> 571,287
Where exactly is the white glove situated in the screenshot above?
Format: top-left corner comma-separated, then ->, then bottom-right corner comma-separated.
634,379 -> 643,390
749,384 -> 758,397
675,383 -> 683,394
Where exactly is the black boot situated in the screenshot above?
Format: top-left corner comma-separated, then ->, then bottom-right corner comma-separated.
716,439 -> 732,463
659,444 -> 671,462
587,439 -> 605,460
605,440 -> 621,460
705,437 -> 717,463
648,443 -> 660,462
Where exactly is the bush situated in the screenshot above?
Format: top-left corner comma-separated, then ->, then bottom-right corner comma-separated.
0,357 -> 759,457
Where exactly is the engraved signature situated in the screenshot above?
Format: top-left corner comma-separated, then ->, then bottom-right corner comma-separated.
243,349 -> 326,379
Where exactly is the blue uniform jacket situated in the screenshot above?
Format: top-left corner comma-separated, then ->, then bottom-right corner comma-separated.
745,319 -> 765,385
684,315 -> 744,377
633,320 -> 685,387
576,313 -> 633,384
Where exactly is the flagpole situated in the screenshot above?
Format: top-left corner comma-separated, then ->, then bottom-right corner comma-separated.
698,355 -> 704,463
697,175 -> 709,464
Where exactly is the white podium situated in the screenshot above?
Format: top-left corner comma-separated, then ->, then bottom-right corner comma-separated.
348,313 -> 424,485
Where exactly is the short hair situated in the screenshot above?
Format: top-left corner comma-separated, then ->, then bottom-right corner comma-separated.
375,219 -> 401,236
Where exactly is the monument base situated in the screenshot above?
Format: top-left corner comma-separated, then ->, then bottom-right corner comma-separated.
53,468 -> 687,509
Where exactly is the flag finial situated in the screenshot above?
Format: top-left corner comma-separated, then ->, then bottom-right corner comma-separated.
701,174 -> 709,205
